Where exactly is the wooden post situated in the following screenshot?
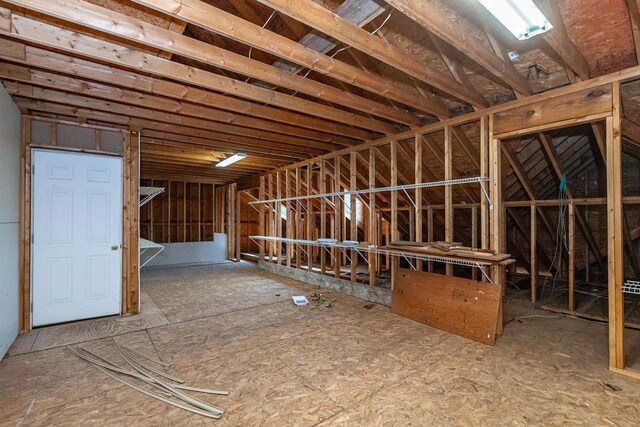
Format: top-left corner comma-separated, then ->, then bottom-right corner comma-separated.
568,201 -> 575,312
259,176 -> 265,261
480,116 -> 490,282
285,170 -> 292,267
369,148 -> 376,286
444,126 -> 453,276
334,156 -> 342,279
350,152 -> 357,282
390,140 -> 398,290
530,204 -> 537,303
19,117 -> 31,330
320,161 -> 327,275
295,167 -> 302,269
306,164 -> 313,271
415,134 -> 423,271
128,131 -> 140,314
276,171 -> 282,265
607,81 -> 624,370
489,115 -> 504,335
236,184 -> 241,262
471,206 -> 478,280
427,206 -> 434,272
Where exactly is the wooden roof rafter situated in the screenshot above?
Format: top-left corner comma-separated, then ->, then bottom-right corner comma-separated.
132,0 -> 452,119
251,0 -> 488,108
5,0 -> 420,129
0,7 -> 394,135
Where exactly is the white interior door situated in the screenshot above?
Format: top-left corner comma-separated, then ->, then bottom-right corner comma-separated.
32,149 -> 123,327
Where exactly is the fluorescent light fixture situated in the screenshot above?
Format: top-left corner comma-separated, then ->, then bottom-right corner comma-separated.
477,0 -> 552,40
216,152 -> 247,168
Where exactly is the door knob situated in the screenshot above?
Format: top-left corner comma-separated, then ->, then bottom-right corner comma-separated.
111,245 -> 119,251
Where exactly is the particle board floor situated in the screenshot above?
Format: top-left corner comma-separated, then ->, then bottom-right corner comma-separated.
2,262 -> 640,425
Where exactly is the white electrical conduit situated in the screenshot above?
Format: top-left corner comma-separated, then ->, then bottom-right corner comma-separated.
70,348 -> 222,419
120,345 -> 171,368
113,340 -> 225,415
121,347 -> 185,384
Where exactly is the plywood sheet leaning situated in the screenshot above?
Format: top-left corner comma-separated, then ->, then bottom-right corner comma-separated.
391,269 -> 501,345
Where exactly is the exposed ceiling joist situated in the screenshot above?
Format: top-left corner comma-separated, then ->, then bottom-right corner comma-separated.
0,39 -> 372,141
251,0 -> 488,107
383,0 -> 532,96
0,62 -> 355,148
4,0 -> 417,127
0,8 -> 393,135
132,0 -> 450,118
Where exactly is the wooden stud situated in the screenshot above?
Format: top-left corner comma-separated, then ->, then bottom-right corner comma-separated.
236,184 -> 241,262
306,164 -> 313,272
334,157 -> 342,279
444,126 -> 453,276
427,207 -> 434,272
607,80 -> 624,370
530,204 -> 537,303
568,201 -> 575,312
285,170 -> 292,267
295,167 -> 302,269
368,149 -> 377,286
415,134 -> 423,271
480,116 -> 490,274
276,171 -> 282,265
320,161 -> 326,275
390,140 -> 398,290
350,151 -> 357,282
258,177 -> 265,261
19,116 -> 31,330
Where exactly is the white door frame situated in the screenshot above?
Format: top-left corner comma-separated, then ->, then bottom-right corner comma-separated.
30,147 -> 125,327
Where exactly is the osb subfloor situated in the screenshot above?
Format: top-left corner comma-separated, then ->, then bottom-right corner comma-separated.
2,262 -> 640,426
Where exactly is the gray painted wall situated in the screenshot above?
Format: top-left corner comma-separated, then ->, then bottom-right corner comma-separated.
143,233 -> 228,267
0,85 -> 21,360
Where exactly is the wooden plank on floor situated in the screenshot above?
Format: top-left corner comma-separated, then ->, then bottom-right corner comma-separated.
391,269 -> 501,345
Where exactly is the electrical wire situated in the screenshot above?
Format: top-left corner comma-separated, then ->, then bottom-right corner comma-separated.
541,174 -> 570,300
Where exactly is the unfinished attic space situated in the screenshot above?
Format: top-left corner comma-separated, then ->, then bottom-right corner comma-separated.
4,0 -> 640,424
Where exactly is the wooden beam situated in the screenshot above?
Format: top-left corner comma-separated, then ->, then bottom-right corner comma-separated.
6,0 -> 415,128
568,201 -> 575,312
414,134 -> 423,271
530,205 -> 537,303
0,11 -> 393,135
385,0 -> 532,95
607,82 -> 624,369
534,0 -> 591,80
252,0 -> 488,107
4,81 -> 345,152
0,41 -> 372,140
350,151 -> 357,282
627,0 -> 640,64
368,148 -> 377,286
444,126 -> 453,276
390,141 -> 399,289
0,62 -> 357,147
131,0 -> 450,119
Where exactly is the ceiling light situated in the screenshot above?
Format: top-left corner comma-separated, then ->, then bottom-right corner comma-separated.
216,153 -> 247,168
477,0 -> 552,40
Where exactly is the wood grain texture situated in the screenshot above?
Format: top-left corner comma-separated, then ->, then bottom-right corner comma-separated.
493,84 -> 613,137
391,269 -> 501,345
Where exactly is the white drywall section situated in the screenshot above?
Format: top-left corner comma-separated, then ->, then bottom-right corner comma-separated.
0,85 -> 21,360
143,233 -> 228,267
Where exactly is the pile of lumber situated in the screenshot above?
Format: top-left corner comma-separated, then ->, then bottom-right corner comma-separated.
386,241 -> 512,264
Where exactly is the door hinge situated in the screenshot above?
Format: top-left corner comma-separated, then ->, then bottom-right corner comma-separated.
31,233 -> 34,243
31,164 -> 34,175
30,301 -> 32,313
